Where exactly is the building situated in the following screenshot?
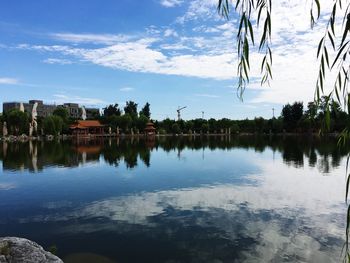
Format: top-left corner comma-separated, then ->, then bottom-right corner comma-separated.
63,104 -> 100,119
3,100 -> 56,118
29,100 -> 56,118
3,102 -> 23,112
3,100 -> 100,120
70,120 -> 104,136
144,121 -> 156,135
63,103 -> 81,119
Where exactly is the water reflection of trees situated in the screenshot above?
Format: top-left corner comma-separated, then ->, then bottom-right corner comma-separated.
0,135 -> 348,173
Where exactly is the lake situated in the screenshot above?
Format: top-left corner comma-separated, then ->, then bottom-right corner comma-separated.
0,135 -> 348,263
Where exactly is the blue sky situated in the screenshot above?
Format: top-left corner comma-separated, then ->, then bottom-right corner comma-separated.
0,0 -> 332,120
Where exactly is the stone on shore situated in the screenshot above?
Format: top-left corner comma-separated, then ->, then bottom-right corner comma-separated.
0,237 -> 63,263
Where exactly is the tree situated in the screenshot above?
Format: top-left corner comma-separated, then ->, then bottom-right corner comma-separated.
0,114 -> 3,137
43,115 -> 63,136
254,117 -> 266,133
107,115 -> 120,130
53,107 -> 70,134
53,107 -> 69,122
135,115 -> 149,132
281,102 -> 303,131
305,102 -> 318,120
230,123 -> 240,134
185,120 -> 194,133
124,101 -> 138,118
171,123 -> 181,134
160,118 -> 175,133
208,118 -> 218,133
118,114 -> 132,132
291,102 -> 303,123
103,104 -> 121,117
5,109 -> 29,135
139,102 -> 151,119
201,123 -> 209,133
330,100 -> 342,119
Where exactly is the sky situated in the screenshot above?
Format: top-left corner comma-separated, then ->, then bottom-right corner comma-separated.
0,0 -> 336,120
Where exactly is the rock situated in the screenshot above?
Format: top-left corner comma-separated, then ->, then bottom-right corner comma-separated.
0,237 -> 63,263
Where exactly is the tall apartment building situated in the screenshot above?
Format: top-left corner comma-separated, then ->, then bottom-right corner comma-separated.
3,100 -> 56,118
63,103 -> 81,119
3,100 -> 100,120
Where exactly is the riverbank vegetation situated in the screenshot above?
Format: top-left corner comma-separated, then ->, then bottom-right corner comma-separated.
0,96 -> 348,137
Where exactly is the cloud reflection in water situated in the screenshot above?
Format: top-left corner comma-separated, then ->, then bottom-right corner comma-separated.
24,156 -> 346,262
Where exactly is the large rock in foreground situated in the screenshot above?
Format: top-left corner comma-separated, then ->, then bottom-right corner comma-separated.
0,237 -> 63,263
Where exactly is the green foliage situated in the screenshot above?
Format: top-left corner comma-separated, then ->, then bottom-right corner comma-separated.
158,128 -> 166,135
4,109 -> 29,135
43,115 -> 63,136
124,101 -> 138,119
281,102 -> 303,130
107,115 -> 120,130
103,104 -> 122,117
118,114 -> 132,132
185,120 -> 194,133
53,107 -> 69,122
136,114 -> 149,131
100,101 -> 153,134
254,117 -> 266,133
230,123 -> 239,134
305,102 -> 318,120
171,123 -> 181,134
139,102 -> 151,119
53,107 -> 70,133
201,123 -> 209,133
218,0 -> 272,97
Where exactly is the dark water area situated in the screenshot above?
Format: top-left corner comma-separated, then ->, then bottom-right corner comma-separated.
0,135 -> 348,262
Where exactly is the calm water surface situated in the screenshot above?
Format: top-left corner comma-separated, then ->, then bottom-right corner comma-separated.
0,136 -> 348,263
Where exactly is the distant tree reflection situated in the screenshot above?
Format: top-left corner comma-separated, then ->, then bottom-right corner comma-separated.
0,135 -> 348,173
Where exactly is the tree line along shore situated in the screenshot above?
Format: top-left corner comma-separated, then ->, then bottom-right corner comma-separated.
0,97 -> 348,139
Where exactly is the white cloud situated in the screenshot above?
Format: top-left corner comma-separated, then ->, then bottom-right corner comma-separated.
159,0 -> 183,8
160,43 -> 192,50
14,0 -> 341,106
164,28 -> 178,37
20,41 -> 235,80
43,58 -> 73,65
119,86 -> 134,92
0,183 -> 16,190
175,0 -> 218,23
195,93 -> 220,98
171,0 -> 338,105
51,33 -> 133,45
52,94 -> 106,106
0,77 -> 19,85
245,0 -> 336,105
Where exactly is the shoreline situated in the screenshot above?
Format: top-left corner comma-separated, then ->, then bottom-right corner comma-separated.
0,132 -> 340,142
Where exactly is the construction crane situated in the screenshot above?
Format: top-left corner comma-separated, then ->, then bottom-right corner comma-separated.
177,106 -> 187,121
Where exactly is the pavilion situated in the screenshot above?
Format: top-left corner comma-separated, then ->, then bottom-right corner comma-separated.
144,121 -> 156,136
70,120 -> 104,136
